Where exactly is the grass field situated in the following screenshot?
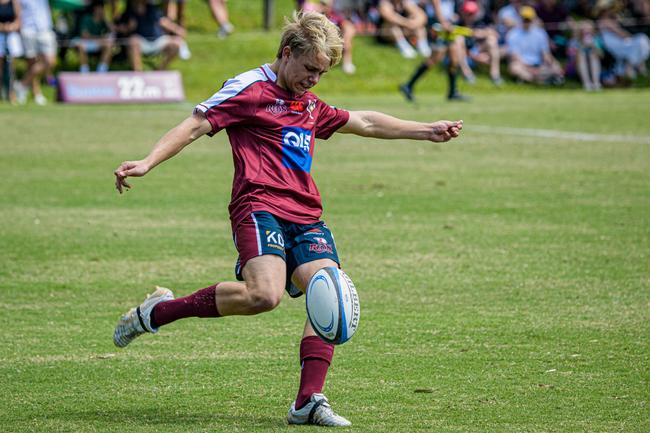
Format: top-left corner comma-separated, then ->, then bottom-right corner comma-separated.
1,90 -> 649,433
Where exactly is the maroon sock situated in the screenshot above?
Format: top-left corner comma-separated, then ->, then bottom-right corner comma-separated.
295,336 -> 334,410
150,284 -> 221,328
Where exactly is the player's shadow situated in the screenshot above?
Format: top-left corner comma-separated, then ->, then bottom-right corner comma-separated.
45,406 -> 286,430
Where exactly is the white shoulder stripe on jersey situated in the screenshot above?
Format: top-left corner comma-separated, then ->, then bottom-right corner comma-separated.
261,63 -> 277,82
195,67 -> 268,113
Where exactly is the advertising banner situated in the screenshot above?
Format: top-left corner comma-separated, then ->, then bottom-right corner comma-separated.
58,71 -> 185,104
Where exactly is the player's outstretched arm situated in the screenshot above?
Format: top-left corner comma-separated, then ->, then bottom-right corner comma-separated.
338,110 -> 463,143
114,113 -> 212,193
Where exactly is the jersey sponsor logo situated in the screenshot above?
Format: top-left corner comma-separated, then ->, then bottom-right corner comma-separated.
265,98 -> 287,116
305,228 -> 324,236
289,100 -> 305,112
281,127 -> 313,172
265,230 -> 285,250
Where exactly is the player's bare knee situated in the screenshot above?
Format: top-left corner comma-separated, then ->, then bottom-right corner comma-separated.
248,290 -> 282,313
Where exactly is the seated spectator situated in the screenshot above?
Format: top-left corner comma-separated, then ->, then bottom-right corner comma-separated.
301,0 -> 357,74
534,0 -> 570,57
119,0 -> 187,71
505,6 -> 564,84
0,0 -> 21,103
567,20 -> 603,90
72,1 -> 113,73
455,0 -> 492,24
15,0 -> 57,105
457,0 -> 503,86
596,0 -> 649,78
163,0 -> 232,38
208,0 -> 233,38
497,0 -> 524,40
163,0 -> 185,28
377,0 -> 430,58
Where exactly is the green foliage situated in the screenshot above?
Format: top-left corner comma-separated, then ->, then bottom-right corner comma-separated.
1,91 -> 650,432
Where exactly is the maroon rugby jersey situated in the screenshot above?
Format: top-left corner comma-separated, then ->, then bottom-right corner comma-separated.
194,64 -> 350,228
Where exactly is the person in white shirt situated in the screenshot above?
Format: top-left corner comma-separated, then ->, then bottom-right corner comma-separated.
14,0 -> 56,105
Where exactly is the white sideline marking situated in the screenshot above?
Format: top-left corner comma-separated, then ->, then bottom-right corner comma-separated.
469,124 -> 650,144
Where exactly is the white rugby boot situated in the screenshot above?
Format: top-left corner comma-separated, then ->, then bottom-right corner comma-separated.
113,286 -> 174,348
287,393 -> 351,427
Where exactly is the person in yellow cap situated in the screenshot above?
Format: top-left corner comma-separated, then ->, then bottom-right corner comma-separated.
505,5 -> 564,84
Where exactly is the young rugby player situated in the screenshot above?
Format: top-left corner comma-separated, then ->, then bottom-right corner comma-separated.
113,11 -> 462,427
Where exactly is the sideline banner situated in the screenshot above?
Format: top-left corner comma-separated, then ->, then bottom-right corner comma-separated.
57,71 -> 185,104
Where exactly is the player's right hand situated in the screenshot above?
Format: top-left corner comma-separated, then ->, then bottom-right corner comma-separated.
114,160 -> 150,194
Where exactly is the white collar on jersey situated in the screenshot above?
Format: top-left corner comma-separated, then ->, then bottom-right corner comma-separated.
261,64 -> 277,82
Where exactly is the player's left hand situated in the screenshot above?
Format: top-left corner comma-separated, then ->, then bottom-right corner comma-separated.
429,120 -> 463,142
114,160 -> 150,194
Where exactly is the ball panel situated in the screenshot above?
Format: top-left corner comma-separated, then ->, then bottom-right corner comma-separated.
306,268 -> 340,343
308,274 -> 338,340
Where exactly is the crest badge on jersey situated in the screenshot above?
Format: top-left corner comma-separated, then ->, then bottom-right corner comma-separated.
266,98 -> 287,116
306,99 -> 316,120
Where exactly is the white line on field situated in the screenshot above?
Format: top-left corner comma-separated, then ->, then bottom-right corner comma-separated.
468,124 -> 650,144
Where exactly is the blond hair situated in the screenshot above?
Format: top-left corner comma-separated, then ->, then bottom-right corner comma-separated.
276,11 -> 343,67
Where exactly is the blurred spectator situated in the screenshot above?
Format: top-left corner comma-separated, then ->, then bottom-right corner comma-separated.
377,0 -> 430,58
628,0 -> 650,35
419,0 -> 471,80
568,0 -> 597,18
596,0 -> 649,78
163,0 -> 185,28
301,0 -> 357,74
15,0 -> 57,105
0,0 -> 21,103
119,0 -> 187,71
399,0 -> 469,102
459,0 -> 494,23
457,0 -> 503,85
71,1 -> 113,73
534,0 -> 569,56
209,0 -> 233,38
506,5 -> 564,84
497,0 -> 524,39
568,20 -> 603,90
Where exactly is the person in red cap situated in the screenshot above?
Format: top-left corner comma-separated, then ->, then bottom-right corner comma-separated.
457,0 -> 504,86
462,0 -> 478,15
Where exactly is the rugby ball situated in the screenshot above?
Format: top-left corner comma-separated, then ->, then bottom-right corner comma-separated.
306,267 -> 360,345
